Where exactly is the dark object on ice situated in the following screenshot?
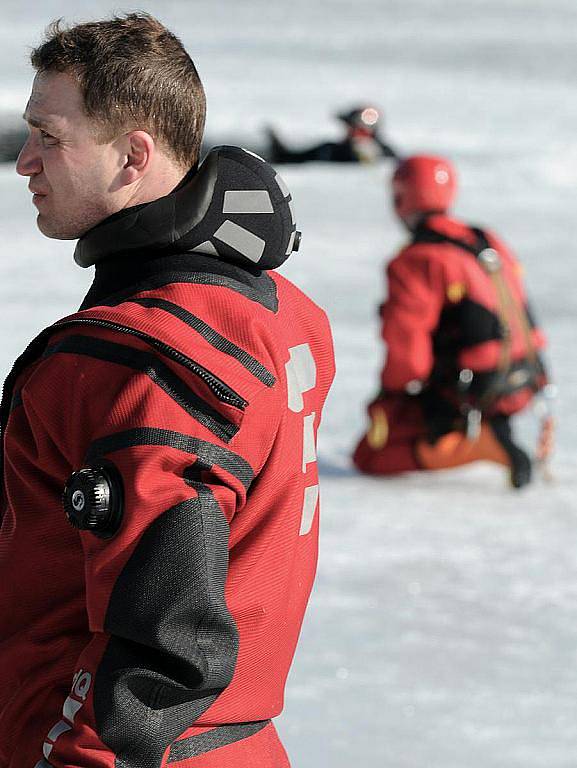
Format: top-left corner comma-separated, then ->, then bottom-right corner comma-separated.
0,126 -> 27,163
266,105 -> 398,164
353,154 -> 551,488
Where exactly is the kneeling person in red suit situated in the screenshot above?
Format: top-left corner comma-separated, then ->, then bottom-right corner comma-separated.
353,155 -> 551,488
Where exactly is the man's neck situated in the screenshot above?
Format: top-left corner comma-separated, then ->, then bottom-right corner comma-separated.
122,166 -> 188,208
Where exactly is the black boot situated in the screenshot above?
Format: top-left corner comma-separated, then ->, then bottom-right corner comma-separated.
489,415 -> 532,489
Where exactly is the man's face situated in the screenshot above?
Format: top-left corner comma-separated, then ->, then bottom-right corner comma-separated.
17,70 -> 125,240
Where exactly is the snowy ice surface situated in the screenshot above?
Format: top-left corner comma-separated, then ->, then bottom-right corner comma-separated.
1,1 -> 577,766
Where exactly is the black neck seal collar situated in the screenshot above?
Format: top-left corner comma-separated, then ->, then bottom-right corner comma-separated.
74,145 -> 301,272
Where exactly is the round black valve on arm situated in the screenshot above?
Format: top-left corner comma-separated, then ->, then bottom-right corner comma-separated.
63,463 -> 124,539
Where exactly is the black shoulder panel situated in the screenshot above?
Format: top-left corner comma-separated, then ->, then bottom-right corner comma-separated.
412,221 -> 487,257
81,254 -> 279,313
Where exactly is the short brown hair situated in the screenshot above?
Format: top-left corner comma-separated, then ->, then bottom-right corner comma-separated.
31,13 -> 206,168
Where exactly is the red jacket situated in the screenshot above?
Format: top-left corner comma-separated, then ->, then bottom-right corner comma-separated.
0,200 -> 334,765
380,214 -> 546,414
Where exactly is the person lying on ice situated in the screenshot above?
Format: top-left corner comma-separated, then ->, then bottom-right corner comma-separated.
266,105 -> 398,164
353,154 -> 552,488
1,13 -> 335,768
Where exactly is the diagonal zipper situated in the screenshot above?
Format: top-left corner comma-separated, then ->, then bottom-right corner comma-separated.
1,317 -> 248,521
52,318 -> 248,410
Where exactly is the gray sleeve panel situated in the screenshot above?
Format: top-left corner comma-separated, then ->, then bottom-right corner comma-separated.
93,485 -> 238,768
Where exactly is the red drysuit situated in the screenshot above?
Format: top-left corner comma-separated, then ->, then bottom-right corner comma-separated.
0,172 -> 335,766
354,214 -> 546,475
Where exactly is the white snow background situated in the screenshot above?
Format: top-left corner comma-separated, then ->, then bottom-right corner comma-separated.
1,1 -> 577,766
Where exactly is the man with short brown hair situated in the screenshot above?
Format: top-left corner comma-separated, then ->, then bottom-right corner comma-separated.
19,14 -> 205,240
1,14 -> 334,767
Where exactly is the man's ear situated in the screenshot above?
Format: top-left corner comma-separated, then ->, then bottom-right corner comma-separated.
121,130 -> 155,183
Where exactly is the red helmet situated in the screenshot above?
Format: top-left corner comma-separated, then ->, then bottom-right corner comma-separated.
392,155 -> 457,220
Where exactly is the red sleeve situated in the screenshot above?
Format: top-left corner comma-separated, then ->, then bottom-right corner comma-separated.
380,250 -> 446,390
23,325 -> 281,768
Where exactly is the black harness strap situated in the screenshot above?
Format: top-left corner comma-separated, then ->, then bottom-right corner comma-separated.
412,221 -> 491,258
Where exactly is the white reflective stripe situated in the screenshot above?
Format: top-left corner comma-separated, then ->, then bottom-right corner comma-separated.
285,229 -> 296,256
43,742 -> 54,759
34,760 -> 54,768
285,359 -> 301,414
47,719 -> 72,742
302,412 -> 317,472
275,172 -> 290,198
244,149 -> 266,162
214,220 -> 266,263
62,695 -> 83,723
286,344 -> 317,413
300,484 -> 319,536
223,190 -> 273,214
192,240 -> 219,257
288,199 -> 296,225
